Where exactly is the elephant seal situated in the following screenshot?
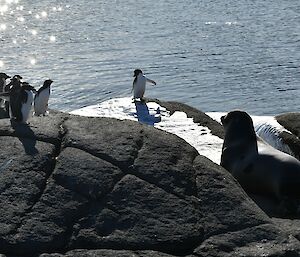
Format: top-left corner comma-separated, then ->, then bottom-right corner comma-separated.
220,110 -> 300,201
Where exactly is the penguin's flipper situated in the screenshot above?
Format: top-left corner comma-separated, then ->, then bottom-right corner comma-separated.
20,90 -> 28,104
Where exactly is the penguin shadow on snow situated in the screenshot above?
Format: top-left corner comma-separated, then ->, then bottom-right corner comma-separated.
11,120 -> 38,155
134,101 -> 161,126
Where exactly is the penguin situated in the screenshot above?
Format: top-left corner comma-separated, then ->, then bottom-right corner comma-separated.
132,69 -> 156,101
0,73 -> 10,108
12,74 -> 23,81
0,73 -> 10,92
0,77 -> 23,122
0,79 -> 37,124
20,82 -> 37,123
3,74 -> 23,115
4,74 -> 23,92
34,79 -> 53,116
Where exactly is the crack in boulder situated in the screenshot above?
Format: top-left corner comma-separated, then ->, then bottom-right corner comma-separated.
17,118 -> 69,220
66,174 -> 204,256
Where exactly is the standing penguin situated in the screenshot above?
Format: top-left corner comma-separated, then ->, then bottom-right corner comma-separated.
3,74 -> 22,115
132,69 -> 156,102
34,79 -> 53,116
20,82 -> 37,123
0,76 -> 35,123
0,73 -> 10,93
0,77 -> 23,122
0,73 -> 10,110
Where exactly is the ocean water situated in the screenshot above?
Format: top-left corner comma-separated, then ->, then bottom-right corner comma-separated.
0,0 -> 299,115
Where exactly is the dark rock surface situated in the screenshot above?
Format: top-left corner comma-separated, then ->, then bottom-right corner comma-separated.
0,108 -> 299,256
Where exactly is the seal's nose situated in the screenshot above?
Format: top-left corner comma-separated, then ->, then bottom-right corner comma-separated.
220,115 -> 225,124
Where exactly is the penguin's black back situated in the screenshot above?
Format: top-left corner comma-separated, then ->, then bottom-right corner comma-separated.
35,80 -> 52,97
10,90 -> 23,122
8,79 -> 23,122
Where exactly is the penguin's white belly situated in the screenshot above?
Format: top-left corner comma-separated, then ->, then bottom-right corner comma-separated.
134,79 -> 146,98
21,90 -> 34,123
34,89 -> 50,115
0,80 -> 7,108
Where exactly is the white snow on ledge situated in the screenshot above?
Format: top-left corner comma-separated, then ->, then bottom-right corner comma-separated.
71,97 -> 224,164
71,97 -> 295,164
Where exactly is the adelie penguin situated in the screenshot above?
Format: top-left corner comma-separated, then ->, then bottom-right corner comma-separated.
2,74 -> 23,116
4,74 -> 23,92
2,77 -> 22,121
34,79 -> 53,116
0,73 -> 10,92
20,82 -> 37,123
132,69 -> 156,102
0,73 -> 10,109
0,77 -> 34,123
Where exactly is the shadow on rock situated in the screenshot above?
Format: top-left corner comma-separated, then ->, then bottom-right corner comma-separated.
11,121 -> 38,155
0,108 -> 9,119
250,194 -> 300,218
135,101 -> 161,126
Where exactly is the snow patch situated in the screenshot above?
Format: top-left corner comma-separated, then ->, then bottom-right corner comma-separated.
71,98 -> 295,164
71,97 -> 223,164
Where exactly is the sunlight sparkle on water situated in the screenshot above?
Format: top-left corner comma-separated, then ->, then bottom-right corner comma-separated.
17,16 -> 25,22
30,29 -> 37,35
30,58 -> 36,65
49,35 -> 56,42
0,0 -> 65,75
52,6 -> 63,12
0,4 -> 8,13
41,11 -> 47,17
225,21 -> 238,25
205,21 -> 217,25
0,23 -> 7,30
3,0 -> 19,3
